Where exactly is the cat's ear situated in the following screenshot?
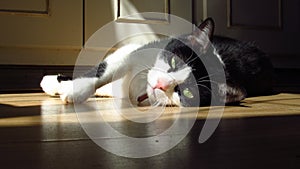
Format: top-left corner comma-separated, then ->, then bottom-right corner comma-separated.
189,18 -> 215,52
197,18 -> 215,39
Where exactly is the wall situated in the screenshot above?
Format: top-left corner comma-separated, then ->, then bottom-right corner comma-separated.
0,0 -> 299,91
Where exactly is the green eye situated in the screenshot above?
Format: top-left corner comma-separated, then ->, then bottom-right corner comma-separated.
171,57 -> 176,69
183,88 -> 194,99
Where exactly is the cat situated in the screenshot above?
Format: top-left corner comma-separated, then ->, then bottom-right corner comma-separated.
40,18 -> 273,107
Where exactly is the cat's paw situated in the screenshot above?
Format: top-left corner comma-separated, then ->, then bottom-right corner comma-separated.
95,79 -> 124,98
58,78 -> 97,104
40,75 -> 60,96
95,83 -> 113,97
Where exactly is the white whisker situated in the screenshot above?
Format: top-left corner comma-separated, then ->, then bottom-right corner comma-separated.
196,83 -> 218,97
198,79 -> 220,86
185,56 -> 198,65
197,71 -> 223,81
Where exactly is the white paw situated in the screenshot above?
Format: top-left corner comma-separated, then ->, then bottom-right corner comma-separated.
95,79 -> 124,98
95,83 -> 113,97
58,78 -> 97,104
40,75 -> 60,96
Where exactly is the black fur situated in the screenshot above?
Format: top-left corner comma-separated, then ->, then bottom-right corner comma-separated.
155,19 -> 273,106
57,74 -> 72,82
84,61 -> 107,78
212,36 -> 273,96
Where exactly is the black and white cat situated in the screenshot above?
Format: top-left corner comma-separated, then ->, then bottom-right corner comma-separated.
40,18 -> 273,107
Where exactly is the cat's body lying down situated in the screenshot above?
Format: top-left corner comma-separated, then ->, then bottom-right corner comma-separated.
41,18 -> 273,107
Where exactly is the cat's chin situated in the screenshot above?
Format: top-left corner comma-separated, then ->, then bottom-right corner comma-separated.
147,88 -> 181,107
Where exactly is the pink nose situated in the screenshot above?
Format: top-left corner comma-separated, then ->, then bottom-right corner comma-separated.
154,79 -> 170,91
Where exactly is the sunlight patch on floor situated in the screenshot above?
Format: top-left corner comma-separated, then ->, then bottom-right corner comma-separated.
0,93 -> 299,128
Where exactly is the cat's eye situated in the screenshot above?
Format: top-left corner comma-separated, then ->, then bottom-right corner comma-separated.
183,88 -> 194,99
171,56 -> 176,69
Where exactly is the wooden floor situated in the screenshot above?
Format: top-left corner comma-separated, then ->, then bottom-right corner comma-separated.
0,93 -> 300,169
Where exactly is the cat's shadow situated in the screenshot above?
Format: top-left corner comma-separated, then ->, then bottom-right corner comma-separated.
225,101 -> 251,108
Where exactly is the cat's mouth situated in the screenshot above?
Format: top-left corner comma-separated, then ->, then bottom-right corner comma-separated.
137,93 -> 148,102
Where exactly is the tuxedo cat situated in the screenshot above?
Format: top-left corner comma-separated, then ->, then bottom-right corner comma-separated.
40,18 -> 273,107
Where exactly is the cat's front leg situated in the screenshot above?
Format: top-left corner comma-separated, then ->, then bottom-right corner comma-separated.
59,77 -> 98,103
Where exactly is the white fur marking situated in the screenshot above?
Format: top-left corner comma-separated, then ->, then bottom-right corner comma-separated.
214,48 -> 225,66
59,77 -> 98,103
40,75 -> 60,96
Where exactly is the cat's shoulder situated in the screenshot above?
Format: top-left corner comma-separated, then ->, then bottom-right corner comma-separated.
212,35 -> 255,48
212,35 -> 263,55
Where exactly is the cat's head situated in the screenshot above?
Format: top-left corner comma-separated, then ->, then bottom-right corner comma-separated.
146,18 -> 218,107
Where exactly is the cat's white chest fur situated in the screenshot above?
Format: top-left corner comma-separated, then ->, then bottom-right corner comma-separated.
95,44 -> 158,105
94,71 -> 149,106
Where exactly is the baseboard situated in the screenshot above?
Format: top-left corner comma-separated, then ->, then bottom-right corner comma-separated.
0,65 -> 75,92
0,65 -> 299,93
274,68 -> 300,93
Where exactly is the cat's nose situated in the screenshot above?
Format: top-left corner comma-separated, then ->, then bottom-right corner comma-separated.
154,79 -> 171,91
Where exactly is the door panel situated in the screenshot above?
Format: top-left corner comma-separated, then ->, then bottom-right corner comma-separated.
0,0 -> 48,13
229,0 -> 281,29
202,0 -> 300,68
85,0 -> 193,42
0,0 -> 82,65
120,0 -> 167,16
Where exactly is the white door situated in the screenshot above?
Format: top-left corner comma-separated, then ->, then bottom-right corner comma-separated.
0,0 -> 194,91
85,0 -> 193,44
0,0 -> 194,65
